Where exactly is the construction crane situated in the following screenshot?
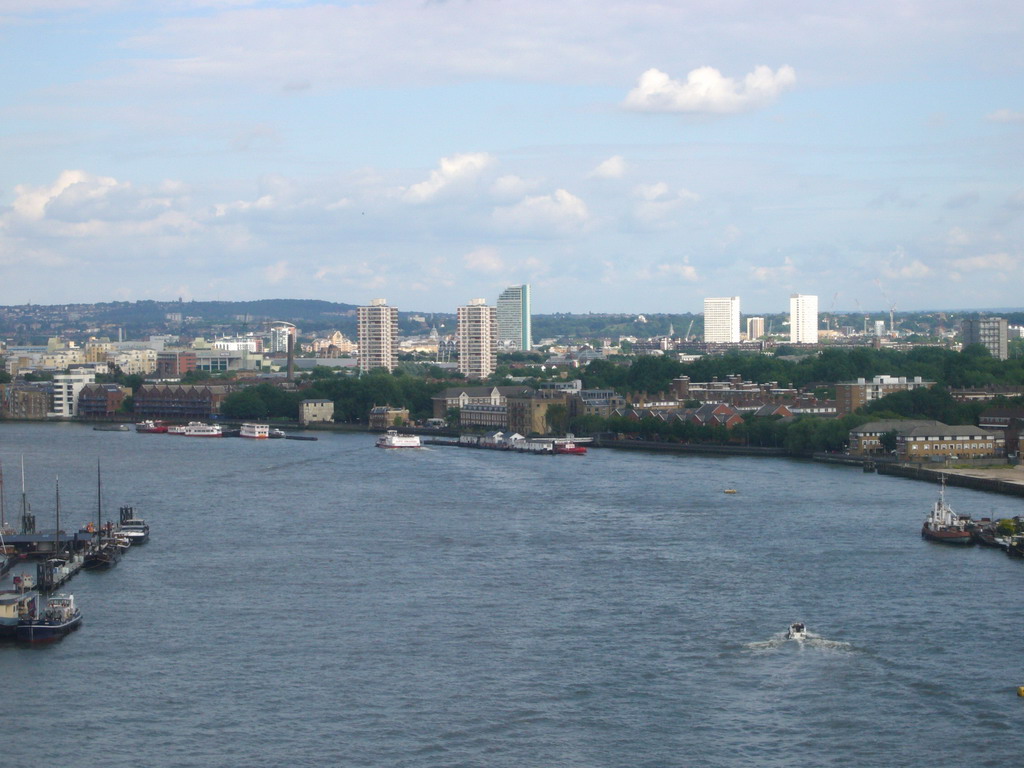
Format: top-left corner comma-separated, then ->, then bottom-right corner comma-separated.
685,319 -> 694,341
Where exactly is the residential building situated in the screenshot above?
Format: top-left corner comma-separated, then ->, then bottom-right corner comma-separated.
789,294 -> 819,344
300,399 -> 334,425
357,299 -> 399,373
835,375 -> 935,417
457,298 -> 497,379
133,384 -> 232,420
49,369 -> 96,418
269,323 -> 297,354
431,385 -> 535,420
506,390 -> 569,435
77,383 -> 128,418
703,297 -> 741,344
156,351 -> 198,379
961,316 -> 1008,361
847,420 -> 943,455
896,424 -> 1003,462
368,405 -> 410,429
0,383 -> 50,419
746,316 -> 765,341
496,284 -> 532,351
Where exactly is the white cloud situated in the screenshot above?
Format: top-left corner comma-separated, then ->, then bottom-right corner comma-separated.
624,65 -> 796,114
632,183 -> 700,225
463,247 -> 504,273
655,262 -> 699,282
490,175 -> 537,200
589,156 -> 627,179
264,260 -> 289,284
946,227 -> 970,248
986,109 -> 1024,123
492,189 -> 589,235
11,170 -> 120,221
950,252 -> 1018,272
882,258 -> 931,280
751,257 -> 796,283
403,153 -> 494,203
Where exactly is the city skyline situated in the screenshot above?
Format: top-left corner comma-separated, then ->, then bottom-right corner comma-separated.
1,2 -> 1022,314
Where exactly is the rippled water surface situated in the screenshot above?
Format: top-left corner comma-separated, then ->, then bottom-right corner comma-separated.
2,423 -> 1022,767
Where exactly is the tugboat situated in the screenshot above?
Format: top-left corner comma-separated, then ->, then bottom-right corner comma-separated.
16,594 -> 82,644
786,622 -> 807,641
135,420 -> 168,434
921,476 -> 974,545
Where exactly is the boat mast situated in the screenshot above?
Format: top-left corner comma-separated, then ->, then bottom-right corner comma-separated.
97,460 -> 102,535
20,456 -> 35,535
55,475 -> 62,556
0,459 -> 5,530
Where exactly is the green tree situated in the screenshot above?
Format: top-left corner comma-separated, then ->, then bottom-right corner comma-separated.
545,403 -> 569,435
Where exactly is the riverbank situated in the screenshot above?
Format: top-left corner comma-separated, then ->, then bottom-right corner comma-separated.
877,462 -> 1024,498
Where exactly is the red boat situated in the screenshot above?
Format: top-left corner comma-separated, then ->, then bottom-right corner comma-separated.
135,420 -> 168,434
553,436 -> 589,455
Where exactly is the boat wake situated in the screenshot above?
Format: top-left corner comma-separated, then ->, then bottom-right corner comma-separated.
745,631 -> 853,653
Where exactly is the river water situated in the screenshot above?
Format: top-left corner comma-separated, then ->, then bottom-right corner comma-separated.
1,423 -> 1021,767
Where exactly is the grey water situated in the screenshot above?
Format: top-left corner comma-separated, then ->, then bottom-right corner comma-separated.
1,422 -> 1022,767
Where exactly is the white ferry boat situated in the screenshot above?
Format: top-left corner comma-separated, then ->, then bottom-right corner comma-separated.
240,423 -> 270,439
182,422 -> 223,437
375,430 -> 421,449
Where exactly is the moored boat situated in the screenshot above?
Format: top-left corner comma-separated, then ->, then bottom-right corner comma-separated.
240,423 -> 270,439
552,434 -> 591,455
136,420 -> 168,434
376,430 -> 421,448
182,422 -> 223,437
0,589 -> 37,639
16,594 -> 82,644
116,505 -> 149,545
93,424 -> 129,432
921,476 -> 974,545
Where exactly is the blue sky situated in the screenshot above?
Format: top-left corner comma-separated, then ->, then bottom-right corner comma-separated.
1,0 -> 1022,314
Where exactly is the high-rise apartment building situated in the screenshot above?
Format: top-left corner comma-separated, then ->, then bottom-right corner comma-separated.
961,316 -> 1008,361
789,294 -> 819,344
497,284 -> 532,351
357,298 -> 399,373
457,298 -> 497,379
269,322 -> 296,353
703,297 -> 741,343
746,317 -> 765,341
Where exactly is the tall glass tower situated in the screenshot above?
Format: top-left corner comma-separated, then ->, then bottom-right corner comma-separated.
497,284 -> 532,351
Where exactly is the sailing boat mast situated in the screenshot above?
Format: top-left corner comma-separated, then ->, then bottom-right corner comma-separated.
96,460 -> 103,536
55,475 -> 62,556
0,459 -> 5,530
20,456 -> 34,535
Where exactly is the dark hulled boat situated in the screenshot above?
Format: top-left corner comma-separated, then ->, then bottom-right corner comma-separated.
16,594 -> 82,644
921,476 -> 973,545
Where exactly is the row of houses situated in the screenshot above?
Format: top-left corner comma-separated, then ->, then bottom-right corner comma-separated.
848,420 -> 1016,461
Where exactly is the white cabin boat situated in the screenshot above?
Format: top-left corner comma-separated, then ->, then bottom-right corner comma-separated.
240,423 -> 270,439
375,430 -> 421,449
786,622 -> 807,641
182,422 -> 223,437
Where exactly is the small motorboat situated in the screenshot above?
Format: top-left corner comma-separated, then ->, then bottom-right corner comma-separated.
786,622 -> 807,641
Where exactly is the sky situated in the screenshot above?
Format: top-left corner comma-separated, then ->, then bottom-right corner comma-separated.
0,0 -> 1022,315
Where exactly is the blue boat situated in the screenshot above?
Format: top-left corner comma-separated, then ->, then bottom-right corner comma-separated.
17,594 -> 82,644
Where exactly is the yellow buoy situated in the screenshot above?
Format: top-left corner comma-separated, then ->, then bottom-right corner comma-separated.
1018,686 -> 1024,697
